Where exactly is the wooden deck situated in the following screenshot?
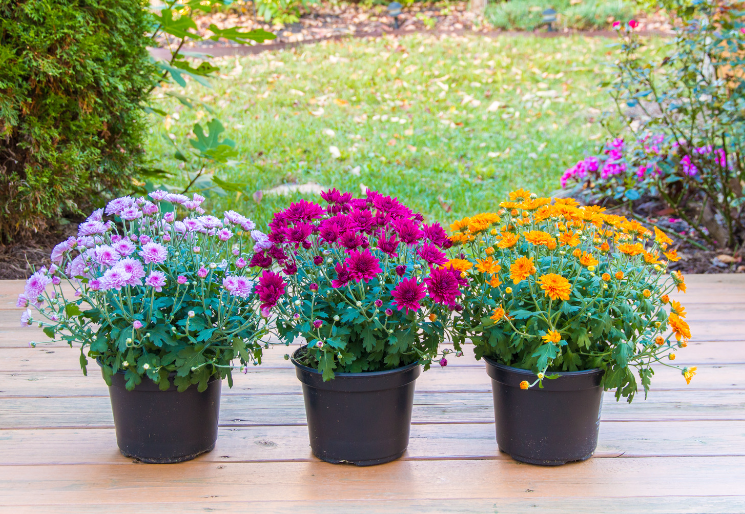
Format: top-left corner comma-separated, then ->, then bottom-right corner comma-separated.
1,275 -> 744,513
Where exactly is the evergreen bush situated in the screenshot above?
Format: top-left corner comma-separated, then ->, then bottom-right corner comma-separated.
0,0 -> 156,242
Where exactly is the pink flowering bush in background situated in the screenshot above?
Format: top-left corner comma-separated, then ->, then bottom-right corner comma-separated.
263,189 -> 462,380
18,191 -> 276,391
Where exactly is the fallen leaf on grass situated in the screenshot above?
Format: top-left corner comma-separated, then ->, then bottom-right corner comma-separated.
329,146 -> 341,158
437,195 -> 452,212
716,254 -> 739,264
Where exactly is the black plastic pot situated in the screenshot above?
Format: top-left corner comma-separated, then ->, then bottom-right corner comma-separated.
484,357 -> 604,466
292,348 -> 421,466
103,364 -> 222,463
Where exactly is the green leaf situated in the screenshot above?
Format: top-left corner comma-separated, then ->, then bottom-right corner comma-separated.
43,326 -> 55,339
207,25 -> 276,44
360,326 -> 377,352
65,304 -> 81,317
153,8 -> 199,40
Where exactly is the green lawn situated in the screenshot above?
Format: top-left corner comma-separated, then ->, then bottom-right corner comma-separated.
147,33 -> 657,228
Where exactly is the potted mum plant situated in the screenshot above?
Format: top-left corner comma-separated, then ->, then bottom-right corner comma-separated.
17,191 -> 276,463
450,189 -> 693,466
261,189 -> 462,466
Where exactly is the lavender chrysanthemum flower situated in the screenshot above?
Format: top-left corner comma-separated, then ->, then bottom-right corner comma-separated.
94,245 -> 121,267
16,294 -> 29,308
25,271 -> 51,299
86,208 -> 104,222
78,220 -> 108,237
251,230 -> 271,251
344,249 -> 382,283
113,239 -> 136,257
114,258 -> 146,286
120,207 -> 142,221
66,254 -> 87,279
139,242 -> 168,264
89,279 -> 101,291
141,201 -> 158,216
101,268 -> 132,291
425,266 -> 462,307
218,228 -> 233,242
198,215 -> 223,230
224,211 -> 256,231
105,196 -> 135,216
149,190 -> 169,201
235,258 -> 247,269
391,277 -> 426,314
145,271 -> 166,292
177,275 -> 188,285
164,193 -> 189,204
198,267 -> 208,278
20,309 -> 32,327
50,238 -> 75,264
133,320 -> 143,330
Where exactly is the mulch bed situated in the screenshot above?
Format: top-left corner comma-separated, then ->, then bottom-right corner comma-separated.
151,1 -> 672,57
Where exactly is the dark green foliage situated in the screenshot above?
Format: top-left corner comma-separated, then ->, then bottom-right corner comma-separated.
0,0 -> 156,241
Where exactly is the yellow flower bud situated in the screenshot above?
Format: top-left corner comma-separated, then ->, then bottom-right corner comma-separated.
505,287 -> 513,294
519,380 -> 529,390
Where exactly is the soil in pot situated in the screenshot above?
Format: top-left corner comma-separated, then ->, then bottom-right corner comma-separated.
292,347 -> 421,466
104,365 -> 222,464
484,357 -> 604,466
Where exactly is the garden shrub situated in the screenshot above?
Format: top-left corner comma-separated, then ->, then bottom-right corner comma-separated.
564,5 -> 745,249
0,0 -> 156,242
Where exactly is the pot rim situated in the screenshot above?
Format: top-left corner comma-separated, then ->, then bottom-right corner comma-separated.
291,346 -> 420,378
483,356 -> 603,377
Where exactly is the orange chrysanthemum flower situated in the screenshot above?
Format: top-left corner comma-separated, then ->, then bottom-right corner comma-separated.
655,336 -> 665,346
599,241 -> 611,252
542,330 -> 561,344
445,259 -> 473,273
573,248 -> 582,258
615,271 -> 624,280
538,273 -> 571,301
579,251 -> 599,268
664,249 -> 681,262
518,198 -> 551,211
672,271 -> 686,293
490,306 -> 506,322
670,300 -> 686,318
643,251 -> 661,265
618,243 -> 645,256
497,233 -> 519,249
602,273 -> 611,281
509,189 -> 532,202
559,231 -> 580,247
450,218 -> 470,233
654,227 -> 673,246
683,366 -> 697,385
485,247 -> 495,255
510,256 -> 536,284
661,294 -> 669,304
488,275 -> 501,287
519,380 -> 530,390
523,230 -> 556,247
669,313 -> 691,342
476,257 -> 501,274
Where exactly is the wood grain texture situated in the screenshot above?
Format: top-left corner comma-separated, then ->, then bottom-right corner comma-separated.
0,275 -> 743,512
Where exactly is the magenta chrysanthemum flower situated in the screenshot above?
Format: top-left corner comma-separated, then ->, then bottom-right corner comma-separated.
25,271 -> 51,298
256,271 -> 286,310
114,258 -> 145,286
283,199 -> 325,223
287,222 -> 314,244
139,242 -> 168,264
177,275 -> 188,285
393,218 -> 424,245
145,271 -> 166,292
331,263 -> 351,288
417,243 -> 448,267
377,233 -> 400,257
250,251 -> 273,268
344,249 -> 382,283
422,223 -> 449,247
339,231 -> 364,251
372,194 -> 413,219
391,277 -> 426,314
425,266 -> 462,306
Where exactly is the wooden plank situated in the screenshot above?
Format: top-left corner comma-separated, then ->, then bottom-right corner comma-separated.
1,420 -> 744,466
2,389 -> 744,430
0,363 -> 740,398
14,497 -> 745,514
1,457 -> 744,506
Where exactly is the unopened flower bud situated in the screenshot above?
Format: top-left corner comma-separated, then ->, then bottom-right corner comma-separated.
333,315 -> 340,322
188,311 -> 195,318
123,361 -> 129,367
143,363 -> 150,370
